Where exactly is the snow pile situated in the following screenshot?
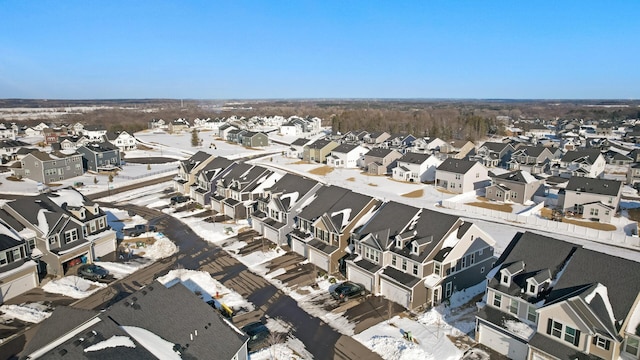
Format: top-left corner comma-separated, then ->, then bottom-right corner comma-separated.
121,326 -> 180,360
95,261 -> 143,279
0,302 -> 52,323
140,234 -> 177,260
504,320 -> 535,339
42,276 -> 107,299
84,335 -> 136,352
157,269 -> 254,312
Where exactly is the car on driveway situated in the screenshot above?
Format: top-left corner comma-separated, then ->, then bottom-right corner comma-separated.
77,264 -> 110,281
330,281 -> 366,301
241,321 -> 270,352
170,195 -> 190,205
123,224 -> 157,237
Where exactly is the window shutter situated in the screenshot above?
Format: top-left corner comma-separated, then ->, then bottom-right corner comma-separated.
573,330 -> 581,346
592,336 -> 597,345
604,339 -> 610,350
547,319 -> 552,335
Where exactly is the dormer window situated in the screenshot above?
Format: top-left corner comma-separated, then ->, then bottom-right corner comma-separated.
529,284 -> 536,294
502,275 -> 509,284
396,239 -> 402,248
412,242 -> 418,254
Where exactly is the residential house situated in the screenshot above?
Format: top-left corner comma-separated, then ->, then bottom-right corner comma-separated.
507,146 -> 558,174
343,130 -> 369,143
226,128 -> 246,143
43,126 -> 69,145
104,130 -> 137,151
559,177 -> 623,223
218,123 -> 238,140
12,151 -> 84,183
302,139 -> 339,163
603,150 -> 632,165
168,118 -> 190,133
471,142 -> 515,168
486,170 -> 545,204
280,117 -> 321,137
627,163 -> 640,186
21,280 -> 249,360
82,125 -> 107,141
251,173 -> 323,246
363,131 -> 391,145
148,118 -> 166,130
286,138 -> 311,159
384,134 -> 416,149
476,231 -> 640,360
190,156 -> 236,206
436,158 -> 489,194
173,151 -> 215,194
437,140 -> 476,160
553,149 -> 606,178
76,142 -> 121,172
0,219 -> 39,303
0,123 -> 17,140
210,163 -> 281,220
326,143 -> 368,168
71,122 -> 84,135
349,202 -> 496,309
1,189 -> 116,278
361,148 -> 403,175
202,117 -> 226,131
391,152 -> 441,183
409,137 -> 447,154
525,124 -> 555,140
240,131 -> 269,148
289,186 -> 377,273
0,139 -> 31,162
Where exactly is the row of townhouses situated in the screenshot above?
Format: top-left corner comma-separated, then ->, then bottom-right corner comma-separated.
0,188 -> 117,303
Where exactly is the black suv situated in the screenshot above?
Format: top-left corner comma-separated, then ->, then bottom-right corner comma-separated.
123,224 -> 157,237
170,195 -> 190,205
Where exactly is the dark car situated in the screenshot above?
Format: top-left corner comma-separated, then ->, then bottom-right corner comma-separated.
330,281 -> 365,301
123,224 -> 157,237
170,195 -> 190,205
241,321 -> 270,352
77,264 -> 110,281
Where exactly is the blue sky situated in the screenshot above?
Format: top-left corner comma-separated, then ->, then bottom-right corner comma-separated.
1,1 -> 639,99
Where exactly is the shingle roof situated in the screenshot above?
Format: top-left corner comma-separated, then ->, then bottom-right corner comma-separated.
397,152 -> 432,165
331,143 -> 359,153
297,186 -> 350,221
436,158 -> 479,174
561,149 -> 603,163
565,177 -> 622,196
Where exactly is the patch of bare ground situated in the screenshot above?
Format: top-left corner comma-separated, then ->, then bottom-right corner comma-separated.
6,176 -> 23,182
436,187 -> 457,194
368,183 -> 378,187
346,177 -> 355,182
402,189 -> 424,198
290,160 -> 309,165
136,143 -> 153,151
359,171 -> 386,176
309,166 -> 334,176
466,197 -> 513,212
541,207 -> 616,231
627,208 -> 640,222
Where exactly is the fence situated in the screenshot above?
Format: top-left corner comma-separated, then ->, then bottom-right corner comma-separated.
441,198 -> 640,250
117,167 -> 177,180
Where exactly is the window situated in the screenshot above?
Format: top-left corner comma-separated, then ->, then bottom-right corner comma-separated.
64,229 -> 79,243
493,293 -> 502,307
479,248 -> 483,256
590,208 -> 599,216
502,275 -> 509,284
527,306 -> 537,323
564,326 -> 577,345
434,262 -> 441,276
509,298 -> 518,315
480,266 -> 485,273
550,320 -> 563,338
455,174 -> 461,180
402,259 -> 407,271
470,253 -> 475,265
548,319 -> 580,346
625,337 -> 639,356
49,236 -> 57,245
391,256 -> 396,266
595,336 -> 611,350
413,264 -> 418,275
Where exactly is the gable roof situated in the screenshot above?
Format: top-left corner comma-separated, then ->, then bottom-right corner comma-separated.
297,186 -> 350,221
565,177 -> 622,196
436,158 -> 479,174
479,142 -> 512,153
354,201 -> 421,250
330,143 -> 360,154
492,170 -> 538,184
561,149 -> 603,164
365,148 -> 397,158
397,152 -> 432,165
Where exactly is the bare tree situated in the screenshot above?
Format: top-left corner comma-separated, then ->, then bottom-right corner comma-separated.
268,331 -> 286,360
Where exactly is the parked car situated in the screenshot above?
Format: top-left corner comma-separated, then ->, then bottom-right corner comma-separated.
77,264 -> 110,281
123,224 -> 157,237
170,195 -> 190,205
241,321 -> 270,352
330,281 -> 365,301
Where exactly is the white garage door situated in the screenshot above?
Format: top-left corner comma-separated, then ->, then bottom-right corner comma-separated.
264,226 -> 279,244
309,250 -> 329,272
1,271 -> 38,302
380,280 -> 410,308
251,219 -> 262,233
94,239 -> 116,258
292,238 -> 307,257
477,322 -> 528,359
347,266 -> 374,292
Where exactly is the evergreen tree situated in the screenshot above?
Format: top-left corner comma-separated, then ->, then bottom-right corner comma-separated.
191,129 -> 200,147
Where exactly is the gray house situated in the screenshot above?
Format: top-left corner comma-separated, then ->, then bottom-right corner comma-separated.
436,158 -> 489,194
0,219 -> 39,303
76,142 -> 121,172
507,145 -> 558,175
241,131 -> 269,147
12,150 -> 84,183
486,170 -> 545,204
559,177 -> 623,222
22,280 -> 249,360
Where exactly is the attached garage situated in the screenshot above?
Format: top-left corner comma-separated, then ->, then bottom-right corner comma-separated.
1,264 -> 39,302
380,279 -> 411,309
93,237 -> 116,258
292,238 -> 308,257
477,321 -> 528,359
347,264 -> 375,292
263,226 -> 279,244
308,249 -> 329,272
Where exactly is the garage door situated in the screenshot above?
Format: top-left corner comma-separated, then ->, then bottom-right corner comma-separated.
292,238 -> 307,257
1,270 -> 38,302
264,226 -> 279,244
380,280 -> 410,308
94,238 -> 116,258
309,250 -> 328,272
347,265 -> 374,292
477,322 -> 528,359
251,219 -> 263,234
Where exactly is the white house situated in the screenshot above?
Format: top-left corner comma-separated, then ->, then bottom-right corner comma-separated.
104,131 -> 137,151
436,158 -> 489,194
326,143 -> 368,168
391,152 -> 441,183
